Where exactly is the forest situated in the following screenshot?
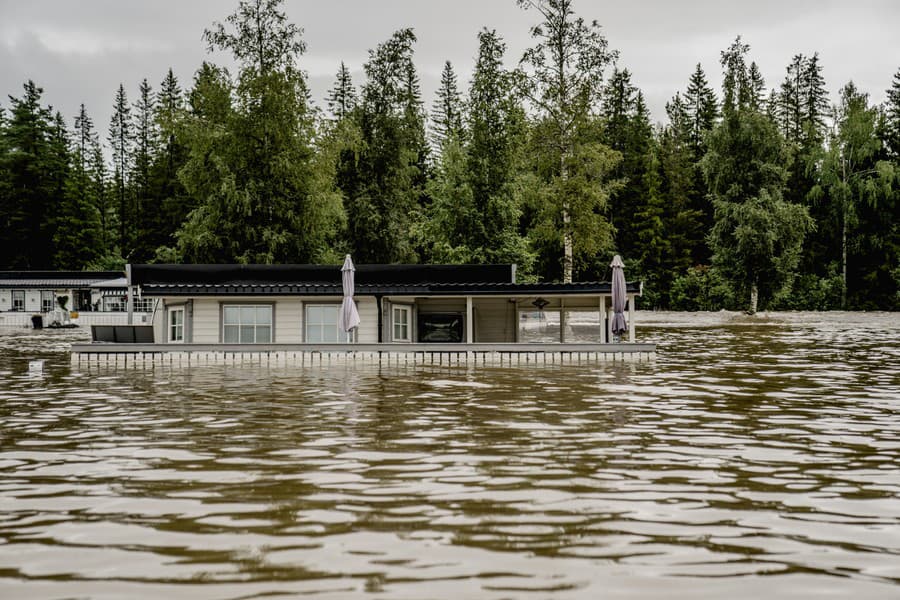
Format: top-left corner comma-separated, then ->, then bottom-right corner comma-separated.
0,0 -> 897,312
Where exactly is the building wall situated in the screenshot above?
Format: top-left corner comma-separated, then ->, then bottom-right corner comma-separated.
356,298 -> 378,343
150,294 -> 618,345
159,296 -> 379,344
473,298 -> 516,343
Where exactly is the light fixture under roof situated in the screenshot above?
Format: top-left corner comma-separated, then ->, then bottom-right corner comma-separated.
531,297 -> 549,311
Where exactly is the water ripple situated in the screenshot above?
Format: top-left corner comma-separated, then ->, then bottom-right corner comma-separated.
0,312 -> 898,598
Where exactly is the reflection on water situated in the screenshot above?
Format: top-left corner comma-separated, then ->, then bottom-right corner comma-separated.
0,312 -> 898,599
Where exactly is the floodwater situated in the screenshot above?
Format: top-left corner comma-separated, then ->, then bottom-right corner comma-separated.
0,312 -> 898,599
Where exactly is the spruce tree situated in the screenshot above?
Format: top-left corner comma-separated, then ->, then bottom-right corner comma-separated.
54,105 -> 102,269
801,53 -> 829,149
601,69 -> 653,260
348,28 -> 426,263
131,78 -> 158,261
684,64 -> 719,160
423,28 -> 531,269
882,68 -> 900,159
429,60 -> 463,150
91,134 -> 114,258
150,68 -> 190,254
109,83 -> 132,257
747,62 -> 766,112
0,81 -> 57,268
677,65 -> 720,264
776,54 -> 804,141
326,62 -> 357,121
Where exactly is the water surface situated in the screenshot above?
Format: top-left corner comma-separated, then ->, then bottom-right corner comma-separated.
0,312 -> 898,598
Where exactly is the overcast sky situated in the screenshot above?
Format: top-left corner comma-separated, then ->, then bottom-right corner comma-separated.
1,0 -> 898,134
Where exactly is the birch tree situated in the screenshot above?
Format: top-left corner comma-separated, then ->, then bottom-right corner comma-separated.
517,0 -> 618,282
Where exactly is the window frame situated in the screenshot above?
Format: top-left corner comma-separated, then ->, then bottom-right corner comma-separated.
40,290 -> 55,313
168,306 -> 185,343
220,303 -> 274,344
134,297 -> 154,313
392,304 -> 412,342
304,303 -> 354,343
103,295 -> 126,312
12,290 -> 25,312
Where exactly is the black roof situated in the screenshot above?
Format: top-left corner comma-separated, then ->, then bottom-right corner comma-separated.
132,264 -> 641,297
0,271 -> 123,288
131,264 -> 515,286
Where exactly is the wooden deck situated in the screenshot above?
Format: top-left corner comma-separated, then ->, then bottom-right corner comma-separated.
70,342 -> 657,368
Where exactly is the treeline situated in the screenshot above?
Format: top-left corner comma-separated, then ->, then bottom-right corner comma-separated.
0,0 -> 897,311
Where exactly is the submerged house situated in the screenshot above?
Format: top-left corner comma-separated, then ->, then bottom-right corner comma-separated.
0,271 -> 152,327
72,263 -> 654,365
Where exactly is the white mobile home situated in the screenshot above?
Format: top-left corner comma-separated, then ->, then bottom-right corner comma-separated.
72,263 -> 654,365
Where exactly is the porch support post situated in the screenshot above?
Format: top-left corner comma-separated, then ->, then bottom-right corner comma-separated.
628,294 -> 636,343
126,264 -> 133,325
376,295 -> 383,343
559,298 -> 566,343
599,295 -> 607,343
465,296 -> 474,343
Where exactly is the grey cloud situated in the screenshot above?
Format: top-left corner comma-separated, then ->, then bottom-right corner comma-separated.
1,0 -> 898,135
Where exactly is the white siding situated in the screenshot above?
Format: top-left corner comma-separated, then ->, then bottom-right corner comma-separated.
276,300 -> 303,343
356,297 -> 378,343
190,298 -> 220,344
165,296 -> 374,344
152,300 -> 167,343
0,290 -> 10,311
25,290 -> 41,312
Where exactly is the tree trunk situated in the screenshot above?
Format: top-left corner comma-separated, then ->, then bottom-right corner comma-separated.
841,210 -> 847,310
563,206 -> 573,283
748,282 -> 758,315
561,148 -> 573,284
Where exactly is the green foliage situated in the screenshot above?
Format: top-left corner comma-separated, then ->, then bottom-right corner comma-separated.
0,8 -> 896,311
527,118 -> 621,279
517,0 -> 618,281
84,252 -> 126,271
814,82 -> 896,308
704,39 -> 812,311
601,69 -> 654,260
0,81 -> 59,268
54,104 -> 103,269
326,62 -> 357,121
709,187 -> 812,309
109,83 -> 132,256
344,28 -> 428,263
883,69 -> 900,159
429,61 -> 463,150
176,0 -> 342,263
669,265 -> 738,311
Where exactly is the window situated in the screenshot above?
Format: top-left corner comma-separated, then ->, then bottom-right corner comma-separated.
41,291 -> 55,313
169,307 -> 184,343
393,305 -> 411,342
223,305 -> 272,344
103,296 -> 126,312
12,290 -> 25,312
518,310 -> 560,343
305,304 -> 351,343
134,297 -> 154,313
418,313 -> 463,343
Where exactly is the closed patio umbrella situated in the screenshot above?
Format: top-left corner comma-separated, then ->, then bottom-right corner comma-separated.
610,254 -> 627,341
338,254 -> 360,335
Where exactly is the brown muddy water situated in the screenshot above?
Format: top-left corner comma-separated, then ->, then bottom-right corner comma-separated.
0,312 -> 898,599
